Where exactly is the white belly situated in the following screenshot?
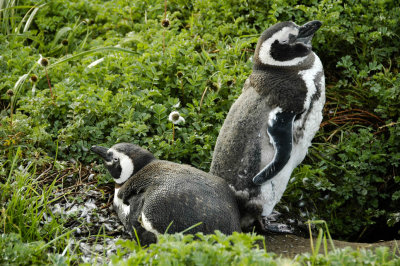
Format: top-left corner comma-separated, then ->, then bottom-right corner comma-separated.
258,54 -> 325,216
258,143 -> 307,216
141,212 -> 160,235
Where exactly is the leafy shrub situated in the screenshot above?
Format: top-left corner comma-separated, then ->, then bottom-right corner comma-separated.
109,232 -> 283,265
0,233 -> 48,265
105,231 -> 400,265
286,125 -> 400,241
297,246 -> 400,265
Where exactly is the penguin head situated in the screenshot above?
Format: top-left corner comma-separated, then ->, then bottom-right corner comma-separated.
254,20 -> 322,67
91,143 -> 155,184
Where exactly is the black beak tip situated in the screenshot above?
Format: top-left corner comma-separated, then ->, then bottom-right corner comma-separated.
313,20 -> 323,30
90,145 -> 109,160
90,145 -> 100,154
298,20 -> 322,39
313,20 -> 322,26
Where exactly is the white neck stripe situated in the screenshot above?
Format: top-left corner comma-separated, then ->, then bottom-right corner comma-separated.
298,54 -> 323,110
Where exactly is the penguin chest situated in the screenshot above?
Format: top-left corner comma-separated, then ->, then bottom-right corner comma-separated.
113,188 -> 131,224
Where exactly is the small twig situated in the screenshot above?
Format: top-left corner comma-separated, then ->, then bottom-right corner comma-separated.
172,123 -> 175,143
162,30 -> 166,54
36,165 -> 54,181
180,79 -> 184,96
162,0 -> 167,54
199,86 -> 208,111
45,68 -> 54,100
53,180 -> 98,194
10,100 -> 13,127
321,108 -> 384,128
100,202 -> 113,210
78,163 -> 83,185
378,121 -> 400,130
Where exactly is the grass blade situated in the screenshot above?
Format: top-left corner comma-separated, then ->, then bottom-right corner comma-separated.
7,146 -> 21,183
47,46 -> 137,69
313,228 -> 323,257
180,222 -> 202,234
51,26 -> 72,47
23,4 -> 45,32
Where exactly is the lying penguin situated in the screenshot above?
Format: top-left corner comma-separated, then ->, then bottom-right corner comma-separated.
91,143 -> 241,245
210,21 -> 325,230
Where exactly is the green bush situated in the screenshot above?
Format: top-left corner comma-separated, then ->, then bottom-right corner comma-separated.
106,232 -> 400,265
0,233 -> 49,265
1,0 -> 399,243
286,125 -> 400,240
108,232 -> 283,265
297,246 -> 400,265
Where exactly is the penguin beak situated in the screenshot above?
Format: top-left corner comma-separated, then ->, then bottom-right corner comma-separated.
297,20 -> 322,46
91,146 -> 110,161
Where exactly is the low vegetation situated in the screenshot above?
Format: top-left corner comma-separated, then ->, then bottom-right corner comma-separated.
1,0 -> 399,264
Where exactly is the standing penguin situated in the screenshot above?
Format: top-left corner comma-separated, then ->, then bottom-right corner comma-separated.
91,143 -> 241,245
210,21 -> 325,230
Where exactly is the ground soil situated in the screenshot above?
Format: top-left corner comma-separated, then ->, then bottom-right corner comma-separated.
264,233 -> 399,258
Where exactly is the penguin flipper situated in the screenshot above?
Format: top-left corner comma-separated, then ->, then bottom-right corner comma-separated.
252,110 -> 296,185
119,176 -> 154,205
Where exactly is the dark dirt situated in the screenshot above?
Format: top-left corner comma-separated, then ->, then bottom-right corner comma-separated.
264,233 -> 399,258
47,164 -> 399,262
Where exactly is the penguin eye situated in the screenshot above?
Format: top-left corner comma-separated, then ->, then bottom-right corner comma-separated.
113,157 -> 119,162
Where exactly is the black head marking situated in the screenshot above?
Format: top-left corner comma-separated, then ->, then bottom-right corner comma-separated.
91,145 -> 122,180
253,20 -> 322,67
253,21 -> 297,65
108,160 -> 122,179
270,41 -> 310,62
112,143 -> 155,175
91,143 -> 155,183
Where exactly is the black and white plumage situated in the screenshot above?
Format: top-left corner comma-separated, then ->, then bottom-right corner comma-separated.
210,21 -> 325,229
91,143 -> 241,245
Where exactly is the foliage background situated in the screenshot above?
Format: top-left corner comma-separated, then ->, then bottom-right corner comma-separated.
1,0 -> 399,248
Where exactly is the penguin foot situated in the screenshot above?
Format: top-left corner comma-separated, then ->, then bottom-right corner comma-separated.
264,222 -> 294,234
262,211 -> 294,234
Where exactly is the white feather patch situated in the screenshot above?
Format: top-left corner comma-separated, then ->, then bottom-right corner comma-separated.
141,212 -> 160,235
260,107 -> 283,171
258,27 -> 308,66
298,53 -> 324,110
109,148 -> 134,184
267,107 -> 282,127
114,188 -> 130,217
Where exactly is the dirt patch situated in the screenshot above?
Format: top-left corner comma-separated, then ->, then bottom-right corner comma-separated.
264,233 -> 399,258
